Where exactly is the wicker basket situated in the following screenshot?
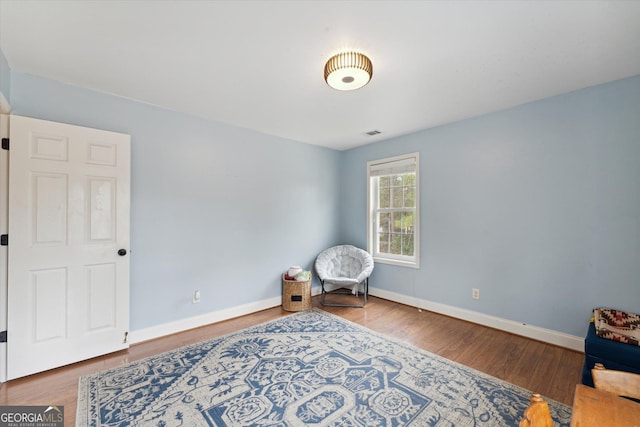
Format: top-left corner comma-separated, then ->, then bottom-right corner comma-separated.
282,274 -> 312,311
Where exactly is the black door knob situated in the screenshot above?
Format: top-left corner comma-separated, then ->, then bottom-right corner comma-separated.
118,249 -> 127,256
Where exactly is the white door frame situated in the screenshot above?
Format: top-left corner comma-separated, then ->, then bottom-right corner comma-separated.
0,110 -> 10,384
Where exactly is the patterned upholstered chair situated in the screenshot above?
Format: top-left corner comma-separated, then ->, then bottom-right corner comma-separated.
581,308 -> 640,387
314,245 -> 374,308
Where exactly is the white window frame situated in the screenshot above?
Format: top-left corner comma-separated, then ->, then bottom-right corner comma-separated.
367,152 -> 420,268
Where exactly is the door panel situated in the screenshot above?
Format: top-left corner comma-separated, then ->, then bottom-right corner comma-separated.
87,176 -> 116,241
32,268 -> 68,342
7,115 -> 131,379
87,262 -> 117,330
32,172 -> 68,245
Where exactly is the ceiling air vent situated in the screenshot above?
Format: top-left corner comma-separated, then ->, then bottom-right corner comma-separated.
364,130 -> 381,136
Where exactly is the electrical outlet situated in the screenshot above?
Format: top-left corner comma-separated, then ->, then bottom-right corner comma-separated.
192,290 -> 201,304
472,288 -> 480,300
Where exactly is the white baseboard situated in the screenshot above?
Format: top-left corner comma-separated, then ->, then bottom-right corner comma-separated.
369,287 -> 584,352
129,285 -> 583,352
129,286 -> 323,344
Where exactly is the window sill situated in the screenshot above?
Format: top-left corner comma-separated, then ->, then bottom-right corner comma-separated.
373,256 -> 420,269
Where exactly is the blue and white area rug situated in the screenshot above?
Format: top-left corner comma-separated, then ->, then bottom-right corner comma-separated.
77,309 -> 571,426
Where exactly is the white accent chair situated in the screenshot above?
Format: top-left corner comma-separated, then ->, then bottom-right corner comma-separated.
314,245 -> 374,307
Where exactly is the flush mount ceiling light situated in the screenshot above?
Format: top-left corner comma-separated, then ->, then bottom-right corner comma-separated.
324,51 -> 373,91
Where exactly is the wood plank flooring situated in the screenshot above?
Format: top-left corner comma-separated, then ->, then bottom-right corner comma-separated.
0,296 -> 584,425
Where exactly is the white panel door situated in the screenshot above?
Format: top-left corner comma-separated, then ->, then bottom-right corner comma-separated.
7,115 -> 130,379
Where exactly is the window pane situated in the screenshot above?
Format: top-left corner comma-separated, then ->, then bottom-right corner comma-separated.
379,176 -> 390,188
390,233 -> 402,254
402,232 -> 414,256
403,174 -> 415,187
392,212 -> 402,233
404,186 -> 415,208
378,212 -> 391,232
400,212 -> 414,233
392,183 -> 403,208
379,187 -> 390,209
382,173 -> 415,209
376,211 -> 415,256
378,233 -> 389,253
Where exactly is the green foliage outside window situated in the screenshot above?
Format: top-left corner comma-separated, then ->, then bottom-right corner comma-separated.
376,173 -> 415,257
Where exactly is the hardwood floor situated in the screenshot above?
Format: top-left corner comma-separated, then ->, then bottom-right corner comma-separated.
0,296 -> 584,425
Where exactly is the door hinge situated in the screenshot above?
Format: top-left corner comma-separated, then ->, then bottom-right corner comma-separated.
0,235 -> 7,246
0,331 -> 6,343
1,138 -> 8,150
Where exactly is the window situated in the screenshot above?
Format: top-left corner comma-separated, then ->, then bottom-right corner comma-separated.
367,153 -> 419,268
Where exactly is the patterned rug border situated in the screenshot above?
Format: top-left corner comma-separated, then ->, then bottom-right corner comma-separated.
77,308 -> 571,426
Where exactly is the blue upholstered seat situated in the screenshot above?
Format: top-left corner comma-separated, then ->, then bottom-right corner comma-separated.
581,321 -> 640,387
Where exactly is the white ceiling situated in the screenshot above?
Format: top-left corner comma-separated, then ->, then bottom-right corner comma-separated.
1,1 -> 640,151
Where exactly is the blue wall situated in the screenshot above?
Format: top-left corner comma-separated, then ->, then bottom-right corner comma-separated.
4,48 -> 639,338
9,72 -> 341,330
341,75 -> 640,337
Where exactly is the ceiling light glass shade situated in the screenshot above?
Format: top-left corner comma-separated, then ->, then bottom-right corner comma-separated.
324,51 -> 373,91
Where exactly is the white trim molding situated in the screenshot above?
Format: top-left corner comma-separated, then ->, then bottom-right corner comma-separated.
129,285 -> 323,344
129,296 -> 282,344
0,114 -> 8,383
129,284 -> 582,352
367,152 -> 420,269
369,287 -> 584,352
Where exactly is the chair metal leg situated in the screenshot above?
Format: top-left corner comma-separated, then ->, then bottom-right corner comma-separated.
320,278 -> 368,308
